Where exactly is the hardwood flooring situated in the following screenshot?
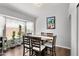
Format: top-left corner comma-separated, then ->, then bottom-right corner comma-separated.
56,47 -> 70,56
3,45 -> 70,56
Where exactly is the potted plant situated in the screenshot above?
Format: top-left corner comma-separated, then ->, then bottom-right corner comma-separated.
12,31 -> 16,40
11,31 -> 16,47
17,25 -> 22,45
18,25 -> 22,38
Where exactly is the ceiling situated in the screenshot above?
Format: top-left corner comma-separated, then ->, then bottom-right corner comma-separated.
0,3 -> 69,17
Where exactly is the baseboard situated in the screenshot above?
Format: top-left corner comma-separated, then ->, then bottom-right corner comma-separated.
56,45 -> 71,50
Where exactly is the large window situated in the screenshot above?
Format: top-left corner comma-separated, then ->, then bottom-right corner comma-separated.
26,21 -> 34,35
0,15 -> 35,40
6,18 -> 25,40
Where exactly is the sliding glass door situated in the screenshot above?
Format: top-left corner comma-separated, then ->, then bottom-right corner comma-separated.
0,15 -> 35,39
26,21 -> 34,35
6,17 -> 25,40
0,14 -> 35,50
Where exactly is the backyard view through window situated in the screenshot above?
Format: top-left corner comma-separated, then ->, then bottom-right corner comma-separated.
26,21 -> 34,35
6,18 -> 25,40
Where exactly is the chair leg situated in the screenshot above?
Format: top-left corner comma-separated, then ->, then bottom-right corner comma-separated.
54,49 -> 56,56
45,47 -> 56,56
32,49 -> 36,56
47,48 -> 48,55
32,49 -> 33,56
44,47 -> 47,55
46,47 -> 51,56
50,49 -> 51,55
51,48 -> 53,56
32,50 -> 36,56
29,49 -> 32,56
23,47 -> 25,56
41,49 -> 45,56
54,51 -> 56,56
53,47 -> 56,56
39,52 -> 41,56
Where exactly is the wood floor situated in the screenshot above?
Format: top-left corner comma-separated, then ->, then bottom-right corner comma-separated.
3,45 -> 70,56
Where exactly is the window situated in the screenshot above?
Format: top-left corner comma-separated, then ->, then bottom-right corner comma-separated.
6,18 -> 25,40
26,21 -> 34,35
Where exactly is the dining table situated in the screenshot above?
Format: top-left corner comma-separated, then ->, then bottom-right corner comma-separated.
23,35 -> 54,56
28,35 -> 53,41
28,35 -> 53,45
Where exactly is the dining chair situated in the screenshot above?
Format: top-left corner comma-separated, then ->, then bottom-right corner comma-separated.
41,32 -> 47,45
31,36 -> 45,56
44,36 -> 56,56
23,36 -> 32,56
27,33 -> 32,36
41,32 -> 46,36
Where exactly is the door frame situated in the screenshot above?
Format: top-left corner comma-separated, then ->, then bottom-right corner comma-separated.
77,3 -> 79,56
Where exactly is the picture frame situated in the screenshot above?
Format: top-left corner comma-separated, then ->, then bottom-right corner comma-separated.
47,16 -> 55,29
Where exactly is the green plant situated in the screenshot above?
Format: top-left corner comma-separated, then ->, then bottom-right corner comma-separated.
12,31 -> 16,40
18,25 -> 22,38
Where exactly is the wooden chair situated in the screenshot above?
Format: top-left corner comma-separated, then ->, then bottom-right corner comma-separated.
47,33 -> 53,37
41,32 -> 47,45
23,36 -> 32,56
41,32 -> 46,36
44,36 -> 56,56
41,32 -> 53,36
46,33 -> 53,43
31,36 -> 45,56
41,32 -> 53,41
27,33 -> 32,36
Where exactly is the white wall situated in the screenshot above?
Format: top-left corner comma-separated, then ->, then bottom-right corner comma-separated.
69,3 -> 78,56
0,15 -> 5,36
0,5 -> 36,22
36,4 -> 71,49
78,4 -> 79,56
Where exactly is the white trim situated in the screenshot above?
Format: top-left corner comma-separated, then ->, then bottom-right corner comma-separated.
56,45 -> 71,49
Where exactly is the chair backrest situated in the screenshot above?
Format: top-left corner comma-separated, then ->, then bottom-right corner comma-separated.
31,36 -> 41,51
27,33 -> 32,36
46,33 -> 53,43
41,32 -> 53,37
23,36 -> 31,48
47,33 -> 53,37
41,32 -> 47,36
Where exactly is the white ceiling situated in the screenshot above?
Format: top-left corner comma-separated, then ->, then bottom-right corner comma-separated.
0,3 -> 69,17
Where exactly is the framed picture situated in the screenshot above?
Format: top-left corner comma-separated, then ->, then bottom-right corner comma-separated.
47,16 -> 55,29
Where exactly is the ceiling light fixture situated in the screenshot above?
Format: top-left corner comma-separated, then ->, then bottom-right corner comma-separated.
33,3 -> 42,7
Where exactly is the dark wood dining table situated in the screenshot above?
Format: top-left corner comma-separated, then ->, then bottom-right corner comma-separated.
27,35 -> 54,55
28,35 -> 53,41
28,35 -> 53,45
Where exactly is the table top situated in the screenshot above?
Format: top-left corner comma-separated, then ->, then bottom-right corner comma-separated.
28,35 -> 53,41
